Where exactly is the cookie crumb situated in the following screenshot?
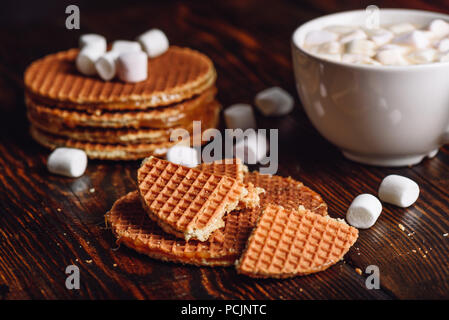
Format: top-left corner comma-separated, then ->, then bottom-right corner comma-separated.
113,263 -> 117,267
443,233 -> 448,237
89,188 -> 95,193
398,223 -> 405,232
355,268 -> 362,275
85,259 -> 92,264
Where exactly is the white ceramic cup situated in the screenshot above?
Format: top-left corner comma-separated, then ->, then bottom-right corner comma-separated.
292,9 -> 449,167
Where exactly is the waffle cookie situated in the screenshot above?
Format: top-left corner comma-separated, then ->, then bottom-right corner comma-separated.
196,158 -> 248,182
24,47 -> 216,110
25,86 -> 217,130
137,157 -> 253,241
28,99 -> 220,144
236,204 -> 358,278
106,171 -> 328,266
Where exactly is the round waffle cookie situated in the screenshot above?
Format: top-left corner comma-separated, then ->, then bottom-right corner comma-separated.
24,46 -> 216,110
105,171 -> 328,266
25,86 -> 217,130
28,100 -> 220,144
30,101 -> 220,160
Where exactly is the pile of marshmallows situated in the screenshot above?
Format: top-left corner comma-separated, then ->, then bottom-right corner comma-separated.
346,175 -> 419,229
303,19 -> 449,65
76,29 -> 169,82
167,87 -> 294,167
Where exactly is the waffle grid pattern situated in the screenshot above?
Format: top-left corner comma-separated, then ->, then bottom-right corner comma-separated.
138,157 -> 246,240
196,158 -> 245,182
24,47 -> 215,106
237,204 -> 358,278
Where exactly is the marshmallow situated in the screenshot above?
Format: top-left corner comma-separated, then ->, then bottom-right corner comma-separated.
79,34 -> 107,52
389,23 -> 416,34
76,46 -> 104,76
166,145 -> 198,167
254,87 -> 294,116
379,44 -> 412,54
117,51 -> 148,83
378,175 -> 420,207
47,148 -> 88,178
367,29 -> 394,46
345,39 -> 376,56
346,194 -> 382,229
316,53 -> 342,61
428,19 -> 449,38
340,29 -> 367,44
224,104 -> 257,130
137,29 -> 169,58
313,41 -> 342,55
393,30 -> 430,49
375,49 -> 409,65
440,52 -> 449,62
304,30 -> 338,46
342,54 -> 380,65
234,131 -> 267,164
435,38 -> 449,52
407,49 -> 437,64
111,40 -> 142,54
95,51 -> 119,81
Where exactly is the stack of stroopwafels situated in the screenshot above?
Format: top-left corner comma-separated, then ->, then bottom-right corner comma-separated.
24,47 -> 219,160
106,157 -> 359,278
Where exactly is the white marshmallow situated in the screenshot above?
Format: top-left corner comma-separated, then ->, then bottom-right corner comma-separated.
224,104 -> 257,130
340,29 -> 367,44
407,49 -> 437,64
234,131 -> 267,164
428,19 -> 449,38
379,44 -> 412,54
47,148 -> 87,178
166,145 -> 198,167
79,34 -> 107,52
375,49 -> 409,65
393,30 -> 430,49
254,87 -> 294,116
316,53 -> 342,61
341,54 -> 380,65
313,41 -> 342,55
304,30 -> 338,46
76,46 -> 104,76
345,39 -> 376,56
117,51 -> 148,83
378,175 -> 420,207
111,40 -> 142,54
435,38 -> 449,52
137,29 -> 169,58
95,51 -> 119,81
367,29 -> 394,46
346,194 -> 382,229
440,52 -> 449,62
389,23 -> 416,34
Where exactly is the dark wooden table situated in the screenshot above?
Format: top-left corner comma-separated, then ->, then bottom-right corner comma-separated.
1,0 -> 449,300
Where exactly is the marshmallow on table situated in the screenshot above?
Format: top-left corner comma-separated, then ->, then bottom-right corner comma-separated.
47,148 -> 88,178
111,40 -> 142,54
254,87 -> 294,116
389,23 -> 416,35
224,104 -> 257,130
346,194 -> 382,229
340,29 -> 367,44
345,39 -> 376,56
428,19 -> 449,38
137,29 -> 169,58
393,30 -> 430,49
79,34 -> 107,52
166,145 -> 199,167
378,175 -> 420,208
76,46 -> 105,76
304,30 -> 338,46
234,130 -> 268,164
95,51 -> 119,81
117,51 -> 148,83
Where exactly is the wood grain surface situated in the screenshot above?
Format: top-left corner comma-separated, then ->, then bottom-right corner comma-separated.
1,0 -> 449,299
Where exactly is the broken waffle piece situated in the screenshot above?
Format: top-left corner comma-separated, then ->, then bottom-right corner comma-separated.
196,158 -> 248,182
137,156 -> 256,242
236,204 -> 358,278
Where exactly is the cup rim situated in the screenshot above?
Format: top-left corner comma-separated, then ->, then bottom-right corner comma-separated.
291,8 -> 449,71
